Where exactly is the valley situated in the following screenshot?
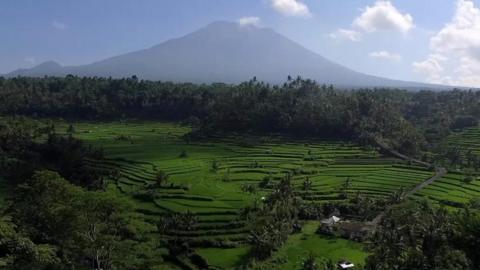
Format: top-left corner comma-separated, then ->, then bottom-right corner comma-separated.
42,119 -> 476,269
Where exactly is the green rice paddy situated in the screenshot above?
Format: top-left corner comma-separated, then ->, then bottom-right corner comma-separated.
48,120 -> 441,268
448,126 -> 480,155
412,126 -> 480,209
413,172 -> 480,207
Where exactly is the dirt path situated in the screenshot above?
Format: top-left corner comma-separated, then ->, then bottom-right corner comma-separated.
369,166 -> 446,226
374,138 -> 431,167
405,167 -> 447,197
368,138 -> 447,226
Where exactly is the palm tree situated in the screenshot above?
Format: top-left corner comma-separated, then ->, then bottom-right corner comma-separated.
302,253 -> 319,270
155,170 -> 169,187
303,177 -> 313,191
342,177 -> 351,199
211,160 -> 219,172
322,259 -> 336,270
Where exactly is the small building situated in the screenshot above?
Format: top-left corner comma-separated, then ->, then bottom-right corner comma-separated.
338,260 -> 355,269
318,216 -> 341,235
321,215 -> 340,226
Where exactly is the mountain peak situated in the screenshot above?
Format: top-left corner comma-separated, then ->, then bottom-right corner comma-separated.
5,21 -> 441,89
205,20 -> 237,27
206,20 -> 260,28
36,61 -> 62,68
198,20 -> 266,34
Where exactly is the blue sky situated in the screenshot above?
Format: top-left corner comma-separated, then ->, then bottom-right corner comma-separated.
2,0 -> 480,86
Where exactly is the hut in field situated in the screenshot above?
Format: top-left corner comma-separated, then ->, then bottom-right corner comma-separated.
318,215 -> 341,234
338,260 -> 355,269
321,215 -> 340,226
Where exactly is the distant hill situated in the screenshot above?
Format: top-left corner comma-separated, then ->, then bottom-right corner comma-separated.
6,21 -> 447,89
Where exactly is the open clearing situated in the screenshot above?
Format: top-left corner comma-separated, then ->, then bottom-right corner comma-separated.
253,221 -> 367,269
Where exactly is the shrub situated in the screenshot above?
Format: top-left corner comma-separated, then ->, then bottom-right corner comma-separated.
115,134 -> 131,141
155,170 -> 169,187
189,253 -> 209,269
179,150 -> 188,158
211,160 -> 219,172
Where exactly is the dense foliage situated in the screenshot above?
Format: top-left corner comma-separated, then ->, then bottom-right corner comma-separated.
0,117 -> 108,188
2,170 -> 165,270
247,174 -> 301,260
1,76 -> 479,156
366,201 -> 480,270
1,76 -> 480,269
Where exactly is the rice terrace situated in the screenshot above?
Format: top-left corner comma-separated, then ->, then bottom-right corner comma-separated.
41,119 -> 478,269
2,1 -> 480,269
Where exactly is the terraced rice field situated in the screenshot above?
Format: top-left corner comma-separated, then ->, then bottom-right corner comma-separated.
448,126 -> 480,155
55,120 -> 436,268
417,126 -> 480,208
414,172 -> 480,207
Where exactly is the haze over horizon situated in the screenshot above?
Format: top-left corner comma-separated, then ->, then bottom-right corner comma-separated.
2,0 -> 480,87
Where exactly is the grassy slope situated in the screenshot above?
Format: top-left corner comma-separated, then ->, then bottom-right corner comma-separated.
413,126 -> 480,208
413,173 -> 480,208
448,126 -> 480,155
52,120 -> 438,268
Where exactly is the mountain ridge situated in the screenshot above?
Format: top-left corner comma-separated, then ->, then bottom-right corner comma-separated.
5,21 -> 449,89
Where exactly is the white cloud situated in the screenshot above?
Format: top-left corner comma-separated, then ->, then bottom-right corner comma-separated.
24,57 -> 36,64
413,54 -> 446,78
369,50 -> 402,62
330,1 -> 413,43
413,0 -> 480,87
329,28 -> 361,42
413,54 -> 450,84
271,0 -> 310,17
52,20 -> 68,30
353,1 -> 414,34
238,17 -> 261,27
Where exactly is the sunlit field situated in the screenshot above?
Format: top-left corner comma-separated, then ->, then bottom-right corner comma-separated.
48,120 -> 439,268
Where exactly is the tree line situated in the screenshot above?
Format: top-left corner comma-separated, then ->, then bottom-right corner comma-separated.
0,117 -> 166,269
1,75 -> 480,269
1,75 -> 479,157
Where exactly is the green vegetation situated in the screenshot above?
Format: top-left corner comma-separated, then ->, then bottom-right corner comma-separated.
1,76 -> 480,269
448,126 -> 480,156
196,246 -> 250,269
0,178 -> 7,211
255,221 -> 367,269
64,120 -> 433,204
366,201 -> 480,270
2,76 -> 480,158
414,172 -> 480,208
47,120 -> 433,268
414,126 -> 480,209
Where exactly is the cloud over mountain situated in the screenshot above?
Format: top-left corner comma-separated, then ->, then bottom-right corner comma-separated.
414,0 -> 480,87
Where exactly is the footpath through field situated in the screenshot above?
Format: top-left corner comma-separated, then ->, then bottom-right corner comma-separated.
369,138 -> 447,226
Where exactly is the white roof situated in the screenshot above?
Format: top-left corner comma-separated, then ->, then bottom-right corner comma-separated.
321,215 -> 340,224
339,262 -> 355,269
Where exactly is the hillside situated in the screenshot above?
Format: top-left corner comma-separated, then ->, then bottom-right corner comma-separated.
6,21 -> 443,89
